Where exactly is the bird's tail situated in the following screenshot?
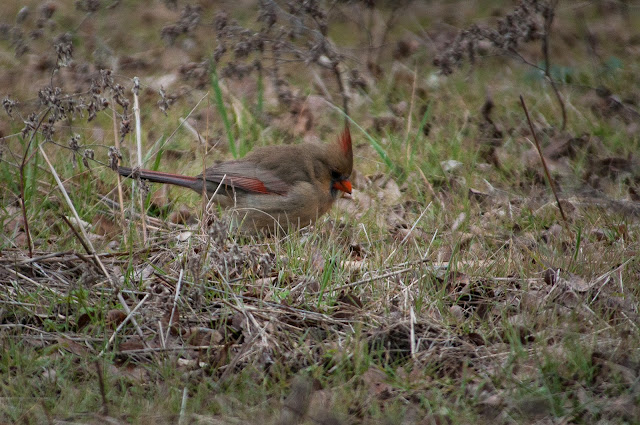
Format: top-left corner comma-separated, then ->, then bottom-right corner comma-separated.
118,166 -> 199,190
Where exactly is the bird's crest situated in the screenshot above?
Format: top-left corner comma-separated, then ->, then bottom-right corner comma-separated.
338,125 -> 352,156
335,124 -> 353,177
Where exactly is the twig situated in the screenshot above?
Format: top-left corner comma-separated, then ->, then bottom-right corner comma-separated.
332,61 -> 349,116
405,65 -> 417,142
132,76 -> 148,243
178,387 -> 188,425
179,117 -> 202,145
18,108 -> 51,257
114,345 -> 223,355
384,202 -> 432,264
19,250 -> 73,264
364,2 -> 375,64
3,265 -> 63,296
59,215 -> 102,271
417,167 -> 445,210
519,95 -> 567,222
99,293 -> 151,356
217,332 -> 260,384
17,198 -> 33,259
201,95 -> 210,227
144,92 -> 209,163
160,273 -> 347,326
164,269 -> 184,348
94,361 -> 109,416
541,0 -> 566,130
38,146 -> 111,276
112,98 -> 127,244
373,2 -> 407,66
333,266 -> 419,292
39,401 -> 54,425
38,144 -> 149,345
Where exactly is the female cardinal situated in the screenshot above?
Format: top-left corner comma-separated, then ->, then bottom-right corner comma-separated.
118,126 -> 353,233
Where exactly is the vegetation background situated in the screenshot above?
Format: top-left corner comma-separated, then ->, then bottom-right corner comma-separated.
1,0 -> 639,423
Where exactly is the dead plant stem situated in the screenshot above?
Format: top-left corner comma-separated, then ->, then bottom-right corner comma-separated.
94,361 -> 109,416
112,99 -> 127,244
18,108 -> 52,257
519,95 -> 567,222
38,144 -> 150,346
542,0 -> 566,130
132,77 -> 148,243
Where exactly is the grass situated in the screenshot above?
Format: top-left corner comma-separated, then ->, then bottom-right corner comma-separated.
1,1 -> 640,424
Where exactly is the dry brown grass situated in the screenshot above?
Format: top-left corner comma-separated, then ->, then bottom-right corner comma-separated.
1,1 -> 640,424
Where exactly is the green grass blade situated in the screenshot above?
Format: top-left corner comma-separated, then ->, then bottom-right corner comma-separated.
413,101 -> 432,147
211,66 -> 237,158
344,115 -> 397,174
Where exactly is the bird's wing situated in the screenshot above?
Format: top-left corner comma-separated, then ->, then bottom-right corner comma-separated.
203,161 -> 291,195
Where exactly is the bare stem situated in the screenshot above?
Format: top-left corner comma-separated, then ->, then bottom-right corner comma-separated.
112,99 -> 127,244
542,1 -> 566,130
332,61 -> 349,116
519,95 -> 567,222
132,77 -> 148,243
18,108 -> 52,258
94,361 -> 109,416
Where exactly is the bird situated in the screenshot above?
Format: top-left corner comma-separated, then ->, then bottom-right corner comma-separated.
118,126 -> 353,234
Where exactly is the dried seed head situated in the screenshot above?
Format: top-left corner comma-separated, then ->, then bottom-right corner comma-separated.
119,117 -> 131,142
75,0 -> 101,13
434,0 -> 551,75
10,27 -> 29,57
22,113 -> 38,138
82,149 -> 94,169
69,134 -> 81,168
163,0 -> 178,10
39,2 -> 56,20
161,5 -> 201,45
16,7 -> 30,25
0,23 -> 10,40
69,134 -> 81,152
160,25 -> 180,45
54,32 -> 73,68
213,43 -> 226,62
214,11 -> 228,32
41,122 -> 54,142
108,146 -> 122,171
157,86 -> 172,116
2,97 -> 17,117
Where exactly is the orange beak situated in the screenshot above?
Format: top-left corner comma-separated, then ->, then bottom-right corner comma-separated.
333,179 -> 352,194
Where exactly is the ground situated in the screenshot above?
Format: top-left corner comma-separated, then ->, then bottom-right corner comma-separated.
1,1 -> 639,424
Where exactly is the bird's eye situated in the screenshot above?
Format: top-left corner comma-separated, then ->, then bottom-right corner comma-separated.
331,170 -> 341,180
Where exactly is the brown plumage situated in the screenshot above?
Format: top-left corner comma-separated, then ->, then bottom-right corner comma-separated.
118,126 -> 353,233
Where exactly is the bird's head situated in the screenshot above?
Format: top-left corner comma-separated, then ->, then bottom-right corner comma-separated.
328,125 -> 353,197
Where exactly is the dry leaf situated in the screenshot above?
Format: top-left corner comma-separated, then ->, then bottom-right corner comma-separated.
186,327 -> 224,346
362,367 -> 392,399
468,188 -> 491,204
118,337 -> 145,352
561,272 -> 593,292
280,375 -> 313,425
77,312 -> 91,330
66,216 -> 90,230
56,337 -> 91,356
106,309 -> 127,329
92,213 -> 118,237
441,159 -> 463,173
168,206 -> 193,224
150,185 -> 169,209
176,231 -> 192,242
161,305 -> 181,336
